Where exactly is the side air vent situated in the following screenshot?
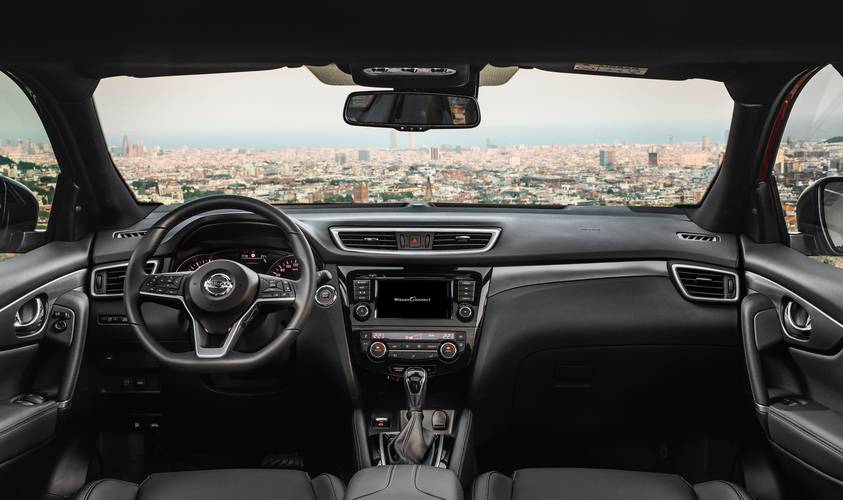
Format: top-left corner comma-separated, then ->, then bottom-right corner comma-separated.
335,231 -> 398,251
677,232 -> 720,242
91,261 -> 158,297
671,264 -> 739,303
432,231 -> 494,250
113,230 -> 148,239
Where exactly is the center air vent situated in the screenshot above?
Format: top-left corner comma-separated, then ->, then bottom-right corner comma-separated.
677,232 -> 719,242
91,261 -> 158,297
335,231 -> 398,251
432,232 -> 494,250
331,227 -> 500,254
671,263 -> 738,303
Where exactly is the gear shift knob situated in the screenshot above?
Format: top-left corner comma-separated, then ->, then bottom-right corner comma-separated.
403,367 -> 428,411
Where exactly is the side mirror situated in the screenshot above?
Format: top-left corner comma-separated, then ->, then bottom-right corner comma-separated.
343,91 -> 480,131
795,176 -> 843,255
0,175 -> 39,252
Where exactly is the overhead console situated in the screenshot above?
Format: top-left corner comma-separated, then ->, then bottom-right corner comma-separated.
340,267 -> 490,378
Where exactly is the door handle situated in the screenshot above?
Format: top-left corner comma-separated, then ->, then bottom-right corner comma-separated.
783,299 -> 812,336
14,296 -> 45,333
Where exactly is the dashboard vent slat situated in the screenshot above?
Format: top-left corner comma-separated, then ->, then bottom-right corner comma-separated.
432,232 -> 494,251
671,264 -> 738,303
92,261 -> 157,297
113,230 -> 148,239
677,232 -> 720,242
336,231 -> 398,250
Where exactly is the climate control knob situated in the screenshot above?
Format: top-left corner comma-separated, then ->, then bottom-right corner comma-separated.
369,341 -> 387,360
353,303 -> 371,321
457,304 -> 474,322
439,341 -> 458,362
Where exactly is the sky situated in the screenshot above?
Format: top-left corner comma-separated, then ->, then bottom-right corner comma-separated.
92,66 -> 737,149
4,65 -> 843,150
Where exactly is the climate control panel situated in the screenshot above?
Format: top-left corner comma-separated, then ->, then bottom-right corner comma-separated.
357,330 -> 469,376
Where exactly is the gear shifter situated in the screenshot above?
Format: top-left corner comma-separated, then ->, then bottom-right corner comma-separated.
390,367 -> 433,464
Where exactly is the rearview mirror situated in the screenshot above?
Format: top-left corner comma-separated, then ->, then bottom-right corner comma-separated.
343,91 -> 480,131
0,175 -> 39,253
795,176 -> 843,255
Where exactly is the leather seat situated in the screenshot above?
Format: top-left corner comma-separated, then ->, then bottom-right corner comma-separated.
473,468 -> 753,500
73,469 -> 344,500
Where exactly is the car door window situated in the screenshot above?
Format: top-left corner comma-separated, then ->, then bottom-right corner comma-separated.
776,64 -> 843,267
0,71 -> 59,260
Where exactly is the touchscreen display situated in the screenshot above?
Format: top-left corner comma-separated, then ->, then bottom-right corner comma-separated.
375,280 -> 451,319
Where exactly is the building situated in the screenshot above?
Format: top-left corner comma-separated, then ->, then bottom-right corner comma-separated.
702,135 -> 710,151
429,146 -> 439,162
648,150 -> 658,167
358,150 -> 371,162
424,176 -> 433,202
352,182 -> 369,203
599,149 -> 616,168
335,152 -> 347,165
389,129 -> 398,150
681,152 -> 709,167
122,135 -> 130,156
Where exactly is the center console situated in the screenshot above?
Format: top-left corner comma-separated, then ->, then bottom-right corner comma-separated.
341,267 -> 490,378
341,267 -> 487,479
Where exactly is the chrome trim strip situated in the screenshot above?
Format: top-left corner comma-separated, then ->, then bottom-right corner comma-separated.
670,263 -> 740,303
488,261 -> 667,297
330,226 -> 501,255
90,260 -> 159,298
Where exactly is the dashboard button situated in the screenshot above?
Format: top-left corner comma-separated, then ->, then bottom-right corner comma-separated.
369,341 -> 387,360
314,285 -> 337,307
353,303 -> 371,321
439,342 -> 458,361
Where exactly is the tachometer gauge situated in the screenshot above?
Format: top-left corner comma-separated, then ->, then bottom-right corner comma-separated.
268,255 -> 301,280
176,254 -> 218,272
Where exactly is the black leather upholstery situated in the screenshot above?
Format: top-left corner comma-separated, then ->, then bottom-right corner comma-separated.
473,468 -> 753,500
72,469 -> 344,500
346,465 -> 462,500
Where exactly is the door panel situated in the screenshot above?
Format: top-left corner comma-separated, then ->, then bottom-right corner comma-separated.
0,235 -> 91,496
742,236 -> 843,497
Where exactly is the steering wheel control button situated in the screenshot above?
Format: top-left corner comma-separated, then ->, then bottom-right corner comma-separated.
457,304 -> 474,322
439,342 -> 458,361
353,303 -> 371,321
141,274 -> 184,295
258,277 -> 294,300
369,341 -> 388,360
314,285 -> 338,307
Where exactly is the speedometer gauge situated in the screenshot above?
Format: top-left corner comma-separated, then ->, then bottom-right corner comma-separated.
176,254 -> 218,272
268,255 -> 301,280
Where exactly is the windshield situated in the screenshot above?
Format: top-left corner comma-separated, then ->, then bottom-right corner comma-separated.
94,67 -> 734,206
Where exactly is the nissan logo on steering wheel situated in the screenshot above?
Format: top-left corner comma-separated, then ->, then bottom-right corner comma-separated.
203,272 -> 235,297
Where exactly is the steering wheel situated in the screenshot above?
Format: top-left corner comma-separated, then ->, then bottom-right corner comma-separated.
123,195 -> 316,372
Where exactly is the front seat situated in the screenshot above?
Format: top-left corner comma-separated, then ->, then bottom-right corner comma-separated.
73,469 -> 345,500
474,468 -> 752,500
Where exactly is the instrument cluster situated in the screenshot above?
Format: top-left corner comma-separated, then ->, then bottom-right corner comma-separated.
175,249 -> 301,280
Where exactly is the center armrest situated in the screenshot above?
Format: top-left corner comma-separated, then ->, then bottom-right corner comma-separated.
345,465 -> 462,500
